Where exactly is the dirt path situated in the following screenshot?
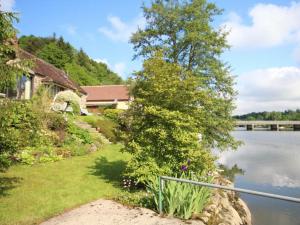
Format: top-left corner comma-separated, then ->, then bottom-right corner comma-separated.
40,199 -> 204,225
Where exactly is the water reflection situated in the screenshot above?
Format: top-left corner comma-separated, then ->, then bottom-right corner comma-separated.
219,164 -> 244,182
216,131 -> 300,225
217,131 -> 300,188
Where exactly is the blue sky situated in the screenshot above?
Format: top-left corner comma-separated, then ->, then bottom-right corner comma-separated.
1,0 -> 300,114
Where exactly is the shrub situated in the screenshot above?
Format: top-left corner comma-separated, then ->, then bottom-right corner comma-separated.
99,104 -> 117,110
103,109 -> 124,121
17,146 -> 63,165
81,115 -> 99,128
0,100 -> 41,170
64,141 -> 90,156
66,123 -> 92,144
82,116 -> 118,143
95,119 -> 117,143
47,113 -> 67,131
146,171 -> 213,219
54,90 -> 82,115
18,149 -> 35,165
0,153 -> 13,170
70,101 -> 80,114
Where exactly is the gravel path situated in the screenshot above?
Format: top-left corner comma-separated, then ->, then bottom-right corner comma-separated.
40,199 -> 204,225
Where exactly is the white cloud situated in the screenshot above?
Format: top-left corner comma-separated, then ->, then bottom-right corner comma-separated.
59,24 -> 77,36
0,0 -> 15,11
222,2 -> 300,49
293,46 -> 300,64
66,25 -> 77,36
112,62 -> 126,78
84,33 -> 96,42
235,66 -> 300,114
98,15 -> 146,42
216,142 -> 300,188
94,58 -> 110,66
94,58 -> 127,78
272,174 -> 300,188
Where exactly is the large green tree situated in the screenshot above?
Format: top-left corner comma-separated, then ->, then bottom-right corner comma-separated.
122,54 -> 215,183
0,12 -> 34,170
0,12 -> 30,92
122,0 -> 239,182
130,0 -> 238,151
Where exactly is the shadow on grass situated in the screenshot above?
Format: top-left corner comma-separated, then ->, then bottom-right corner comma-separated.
0,176 -> 22,197
89,156 -> 127,187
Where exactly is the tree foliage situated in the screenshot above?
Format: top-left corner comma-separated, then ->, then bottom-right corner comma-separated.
38,42 -> 71,69
0,100 -> 41,170
131,0 -> 238,151
0,12 -> 31,91
121,54 -> 215,183
19,35 -> 123,85
122,0 -> 239,182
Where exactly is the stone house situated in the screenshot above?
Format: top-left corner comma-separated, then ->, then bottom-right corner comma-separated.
3,49 -> 87,101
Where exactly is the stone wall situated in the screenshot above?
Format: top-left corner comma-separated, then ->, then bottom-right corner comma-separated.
80,94 -> 87,108
32,74 -> 44,94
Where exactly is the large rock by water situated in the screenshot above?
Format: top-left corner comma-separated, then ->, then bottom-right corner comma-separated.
197,175 -> 252,225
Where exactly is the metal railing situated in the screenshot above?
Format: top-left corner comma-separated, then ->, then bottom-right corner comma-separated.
158,176 -> 300,214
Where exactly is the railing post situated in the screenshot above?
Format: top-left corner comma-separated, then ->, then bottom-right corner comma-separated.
159,176 -> 164,215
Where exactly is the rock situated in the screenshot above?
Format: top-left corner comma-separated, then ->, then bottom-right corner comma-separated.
219,203 -> 243,225
200,175 -> 252,225
200,216 -> 209,223
236,199 -> 252,225
89,144 -> 98,152
205,204 -> 217,213
202,211 -> 211,218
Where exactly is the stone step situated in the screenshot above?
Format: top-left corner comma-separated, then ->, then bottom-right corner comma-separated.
74,121 -> 99,133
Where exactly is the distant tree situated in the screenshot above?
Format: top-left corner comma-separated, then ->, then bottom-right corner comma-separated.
19,34 -> 123,85
19,35 -> 50,55
234,109 -> 300,121
131,0 -> 238,151
64,62 -> 99,85
77,48 -> 90,68
57,36 -> 75,61
37,42 -> 70,69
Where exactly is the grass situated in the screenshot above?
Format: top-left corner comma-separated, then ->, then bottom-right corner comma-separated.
0,144 -> 130,225
80,115 -> 118,143
79,115 -> 103,126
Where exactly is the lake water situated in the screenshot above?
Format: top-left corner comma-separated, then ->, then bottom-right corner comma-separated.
216,131 -> 300,225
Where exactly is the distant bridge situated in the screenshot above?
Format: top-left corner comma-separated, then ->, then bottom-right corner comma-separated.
235,120 -> 300,131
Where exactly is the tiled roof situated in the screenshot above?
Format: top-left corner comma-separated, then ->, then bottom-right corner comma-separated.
81,85 -> 130,101
18,49 -> 87,95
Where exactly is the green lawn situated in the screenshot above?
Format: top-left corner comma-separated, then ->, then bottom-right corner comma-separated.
0,144 -> 130,225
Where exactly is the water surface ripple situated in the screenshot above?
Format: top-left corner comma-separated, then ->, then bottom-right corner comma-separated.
216,131 -> 300,225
